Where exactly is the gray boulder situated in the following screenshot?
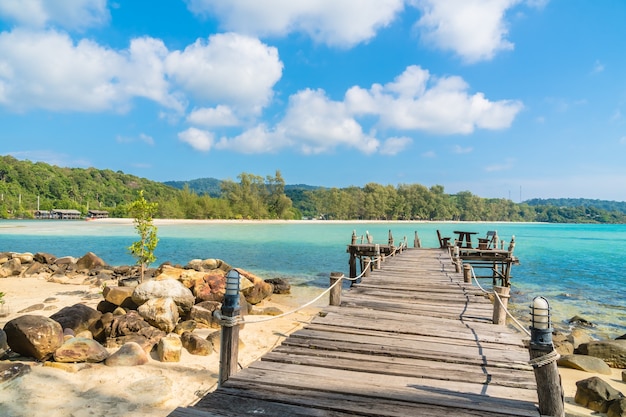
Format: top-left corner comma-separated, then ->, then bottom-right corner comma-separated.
577,340 -> 626,368
181,331 -> 213,356
558,354 -> 612,374
575,376 -> 623,413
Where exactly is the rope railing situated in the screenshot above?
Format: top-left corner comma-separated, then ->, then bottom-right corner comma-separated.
468,265 -> 531,337
241,257 -> 376,324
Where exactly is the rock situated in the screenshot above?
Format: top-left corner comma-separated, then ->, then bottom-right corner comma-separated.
137,297 -> 180,333
181,331 -> 213,355
3,315 -> 64,360
34,252 -> 57,265
0,328 -> 9,358
18,303 -> 45,313
76,252 -> 107,271
194,271 -> 227,303
558,354 -> 612,374
189,301 -> 221,328
0,258 -> 22,277
54,256 -> 76,266
102,285 -> 137,308
265,278 -> 291,294
251,306 -> 284,316
173,320 -> 197,335
575,376 -> 624,413
157,335 -> 182,362
569,328 -> 594,349
49,303 -> 102,334
53,337 -> 109,363
577,340 -> 626,368
13,252 -> 33,264
239,269 -> 273,305
23,261 -> 49,276
569,315 -> 595,327
0,362 -> 31,383
131,279 -> 195,313
608,398 -> 626,417
105,342 -> 149,366
89,312 -> 114,342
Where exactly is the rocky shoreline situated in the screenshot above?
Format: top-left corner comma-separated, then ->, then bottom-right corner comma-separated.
1,250 -> 291,379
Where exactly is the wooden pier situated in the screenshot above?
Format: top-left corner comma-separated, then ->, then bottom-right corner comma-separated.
170,247 -> 539,417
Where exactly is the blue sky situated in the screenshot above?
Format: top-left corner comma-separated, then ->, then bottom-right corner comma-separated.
1,1 -> 625,202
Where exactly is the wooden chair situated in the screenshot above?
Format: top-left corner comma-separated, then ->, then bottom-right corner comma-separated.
436,230 -> 451,249
478,230 -> 498,249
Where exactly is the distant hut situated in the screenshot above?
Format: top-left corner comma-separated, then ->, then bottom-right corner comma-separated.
87,210 -> 109,219
51,209 -> 82,220
34,210 -> 53,219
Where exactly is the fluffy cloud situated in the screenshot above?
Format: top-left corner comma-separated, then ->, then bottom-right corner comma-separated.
185,0 -> 404,47
0,0 -> 109,31
166,33 -> 282,114
187,105 -> 239,127
346,65 -> 523,134
200,65 -> 522,155
178,127 -> 215,151
0,30 -> 281,115
411,0 -> 520,63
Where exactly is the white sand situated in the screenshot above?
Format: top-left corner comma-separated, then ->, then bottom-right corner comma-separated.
0,276 -> 326,417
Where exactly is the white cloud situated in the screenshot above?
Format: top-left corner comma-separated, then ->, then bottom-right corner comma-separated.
185,0 -> 404,47
279,88 -> 379,154
347,65 -> 523,134
165,33 -> 283,114
210,65 -> 522,155
411,0 -> 520,63
0,0 -> 109,31
187,105 -> 240,127
0,30 -> 281,116
178,127 -> 215,151
380,137 -> 412,155
215,124 -> 287,153
485,158 -> 515,172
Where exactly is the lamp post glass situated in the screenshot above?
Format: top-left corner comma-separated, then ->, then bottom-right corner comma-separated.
223,269 -> 240,312
530,296 -> 552,346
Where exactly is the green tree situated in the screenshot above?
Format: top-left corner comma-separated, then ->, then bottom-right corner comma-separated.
127,190 -> 159,282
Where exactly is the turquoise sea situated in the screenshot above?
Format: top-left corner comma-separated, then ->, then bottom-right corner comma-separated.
1,220 -> 625,339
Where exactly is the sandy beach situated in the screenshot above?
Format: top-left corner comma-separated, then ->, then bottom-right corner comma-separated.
0,276 -> 326,417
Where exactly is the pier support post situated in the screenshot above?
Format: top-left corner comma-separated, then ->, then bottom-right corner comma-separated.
375,244 -> 381,269
329,272 -> 343,306
452,246 -> 461,272
218,269 -> 241,387
492,286 -> 510,325
414,231 -> 421,248
529,296 -> 564,417
463,264 -> 472,283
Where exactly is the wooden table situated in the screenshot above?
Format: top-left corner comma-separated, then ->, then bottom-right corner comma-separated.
453,231 -> 477,248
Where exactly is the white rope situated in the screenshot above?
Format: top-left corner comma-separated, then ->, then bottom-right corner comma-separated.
468,265 -> 531,337
529,349 -> 560,368
243,273 -> 345,324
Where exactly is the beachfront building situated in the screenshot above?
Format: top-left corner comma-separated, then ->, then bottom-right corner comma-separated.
87,210 -> 109,219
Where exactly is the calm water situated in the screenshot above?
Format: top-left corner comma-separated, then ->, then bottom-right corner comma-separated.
1,220 -> 625,338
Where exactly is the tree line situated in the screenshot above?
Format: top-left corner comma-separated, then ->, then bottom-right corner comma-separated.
1,155 -> 625,223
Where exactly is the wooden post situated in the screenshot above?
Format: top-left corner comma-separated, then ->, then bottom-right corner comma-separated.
388,230 -> 394,247
492,286 -> 510,325
463,264 -> 472,283
348,248 -> 357,279
452,246 -> 461,272
375,244 -> 381,269
351,230 -> 357,245
414,231 -> 421,248
219,270 -> 241,386
529,296 -> 564,417
329,272 -> 343,306
363,258 -> 371,277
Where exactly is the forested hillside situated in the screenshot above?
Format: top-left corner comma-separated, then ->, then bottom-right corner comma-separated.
1,155 -> 625,223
